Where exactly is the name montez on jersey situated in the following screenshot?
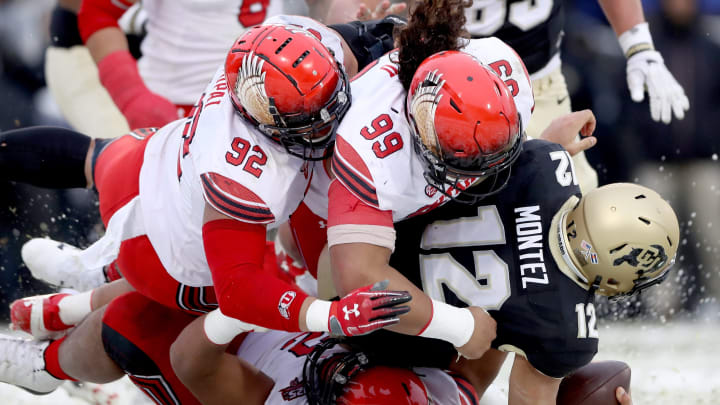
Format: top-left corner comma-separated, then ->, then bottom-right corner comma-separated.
515,205 -> 548,289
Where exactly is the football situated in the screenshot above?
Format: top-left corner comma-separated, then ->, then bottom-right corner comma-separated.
556,361 -> 631,405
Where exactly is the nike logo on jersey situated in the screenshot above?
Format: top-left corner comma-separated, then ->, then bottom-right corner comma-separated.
515,205 -> 550,289
556,96 -> 568,105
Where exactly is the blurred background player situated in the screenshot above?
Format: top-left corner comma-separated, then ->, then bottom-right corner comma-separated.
405,0 -> 690,194
74,0 -> 406,132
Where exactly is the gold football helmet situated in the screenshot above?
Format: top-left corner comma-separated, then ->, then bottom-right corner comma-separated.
557,183 -> 680,297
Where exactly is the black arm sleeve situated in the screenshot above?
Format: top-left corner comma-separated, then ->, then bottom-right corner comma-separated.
50,6 -> 83,48
328,15 -> 406,70
0,126 -> 91,188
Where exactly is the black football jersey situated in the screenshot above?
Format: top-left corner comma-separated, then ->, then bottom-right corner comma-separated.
350,140 -> 597,378
465,0 -> 563,74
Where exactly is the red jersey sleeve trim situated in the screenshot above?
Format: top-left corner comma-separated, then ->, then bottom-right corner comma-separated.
327,180 -> 393,228
201,173 -> 275,224
332,136 -> 379,208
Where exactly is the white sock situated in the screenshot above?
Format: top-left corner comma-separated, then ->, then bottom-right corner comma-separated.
57,291 -> 93,326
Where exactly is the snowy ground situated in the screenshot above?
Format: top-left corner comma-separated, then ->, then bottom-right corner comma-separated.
0,320 -> 717,404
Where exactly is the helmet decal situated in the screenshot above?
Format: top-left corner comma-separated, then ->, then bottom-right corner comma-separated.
558,183 -> 680,298
236,51 -> 275,126
410,69 -> 444,157
611,244 -> 668,271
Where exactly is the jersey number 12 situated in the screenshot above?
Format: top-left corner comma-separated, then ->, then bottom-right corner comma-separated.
419,206 -> 511,310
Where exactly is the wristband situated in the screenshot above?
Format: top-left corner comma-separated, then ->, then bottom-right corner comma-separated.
203,309 -> 262,345
418,300 -> 475,348
618,22 -> 655,59
305,299 -> 332,332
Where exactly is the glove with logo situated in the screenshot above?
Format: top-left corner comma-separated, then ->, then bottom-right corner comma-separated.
306,280 -> 411,337
619,23 -> 689,124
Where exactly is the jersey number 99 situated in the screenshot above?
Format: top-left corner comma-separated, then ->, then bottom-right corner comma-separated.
360,114 -> 404,159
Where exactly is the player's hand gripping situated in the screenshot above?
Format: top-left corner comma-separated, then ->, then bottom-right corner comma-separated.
328,280 -> 411,337
456,306 -> 496,360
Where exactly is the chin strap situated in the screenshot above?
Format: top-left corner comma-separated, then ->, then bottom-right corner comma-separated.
586,275 -> 602,305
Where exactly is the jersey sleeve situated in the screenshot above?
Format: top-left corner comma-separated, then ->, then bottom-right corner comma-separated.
462,37 -> 535,131
332,134 -> 380,208
201,172 -> 275,224
327,179 -> 395,250
517,140 -> 582,209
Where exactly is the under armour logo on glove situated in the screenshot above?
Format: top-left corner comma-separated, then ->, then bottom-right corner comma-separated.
328,280 -> 411,337
343,304 -> 360,320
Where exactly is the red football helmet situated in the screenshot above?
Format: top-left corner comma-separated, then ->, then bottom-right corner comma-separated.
225,24 -> 351,160
337,366 -> 429,405
406,50 -> 523,203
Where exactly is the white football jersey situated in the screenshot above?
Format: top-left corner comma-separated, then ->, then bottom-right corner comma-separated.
138,0 -> 285,105
135,16 -> 345,287
333,38 -> 533,222
236,330 -> 472,404
138,67 -> 313,286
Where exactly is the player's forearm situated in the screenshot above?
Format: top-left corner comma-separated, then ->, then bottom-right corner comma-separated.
508,355 -> 561,405
597,0 -> 646,36
85,27 -> 129,64
78,0 -> 137,63
330,242 -> 431,335
172,316 -> 272,405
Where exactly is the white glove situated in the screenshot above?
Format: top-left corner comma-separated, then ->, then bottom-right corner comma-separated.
619,23 -> 690,124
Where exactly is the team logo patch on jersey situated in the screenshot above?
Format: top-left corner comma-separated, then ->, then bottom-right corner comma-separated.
278,291 -> 297,320
280,377 -> 305,400
580,240 -> 599,264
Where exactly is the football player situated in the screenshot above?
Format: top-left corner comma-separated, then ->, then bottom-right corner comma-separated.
93,110 -> 633,405
405,0 -> 690,194
92,289 -> 480,404
328,0 -> 535,362
345,138 -> 679,404
0,20 -> 413,397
